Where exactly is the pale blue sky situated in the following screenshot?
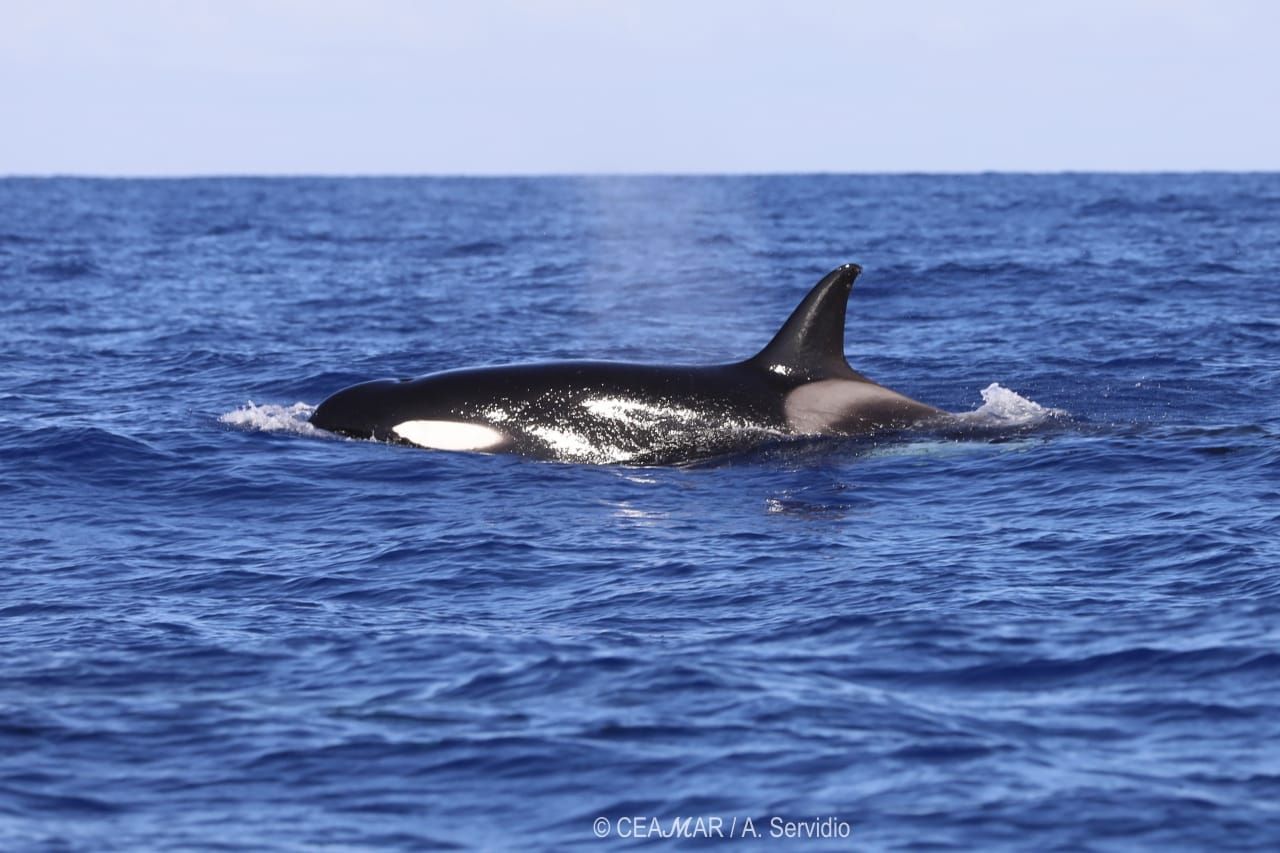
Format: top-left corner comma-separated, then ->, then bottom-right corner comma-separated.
3,0 -> 1277,175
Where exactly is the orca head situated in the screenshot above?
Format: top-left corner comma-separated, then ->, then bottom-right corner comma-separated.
310,377 -> 404,439
311,376 -> 510,452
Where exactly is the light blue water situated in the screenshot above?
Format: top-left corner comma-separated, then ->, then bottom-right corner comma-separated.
2,174 -> 1278,850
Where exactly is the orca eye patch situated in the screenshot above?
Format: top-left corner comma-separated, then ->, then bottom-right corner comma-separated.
391,420 -> 505,451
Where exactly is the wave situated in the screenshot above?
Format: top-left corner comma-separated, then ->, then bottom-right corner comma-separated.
443,239 -> 507,258
27,258 -> 100,280
219,401 -> 318,435
954,382 -> 1067,428
1,425 -> 173,469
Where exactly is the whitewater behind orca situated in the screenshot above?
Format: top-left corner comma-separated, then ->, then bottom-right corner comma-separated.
310,264 -> 946,464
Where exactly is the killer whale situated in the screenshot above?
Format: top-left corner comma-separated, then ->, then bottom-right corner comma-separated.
310,264 -> 944,464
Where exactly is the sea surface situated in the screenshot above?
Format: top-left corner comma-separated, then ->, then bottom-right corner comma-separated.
1,174 -> 1278,850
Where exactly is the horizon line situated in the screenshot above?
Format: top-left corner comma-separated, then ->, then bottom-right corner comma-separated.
3,168 -> 1278,180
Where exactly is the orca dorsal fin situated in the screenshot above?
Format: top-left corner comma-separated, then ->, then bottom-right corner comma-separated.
749,264 -> 863,380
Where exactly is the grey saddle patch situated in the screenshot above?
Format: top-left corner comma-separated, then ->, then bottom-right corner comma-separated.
784,379 -> 936,434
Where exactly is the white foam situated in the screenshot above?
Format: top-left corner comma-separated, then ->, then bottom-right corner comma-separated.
956,383 -> 1066,427
219,401 -> 318,435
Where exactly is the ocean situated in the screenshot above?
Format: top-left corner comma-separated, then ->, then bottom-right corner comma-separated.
1,173 -> 1277,850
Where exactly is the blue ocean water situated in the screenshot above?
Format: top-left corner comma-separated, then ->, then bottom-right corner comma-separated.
1,174 -> 1278,850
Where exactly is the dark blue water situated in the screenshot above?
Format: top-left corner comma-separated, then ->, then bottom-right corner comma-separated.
2,174 -> 1278,850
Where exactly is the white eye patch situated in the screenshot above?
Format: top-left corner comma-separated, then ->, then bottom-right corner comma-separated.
391,420 -> 506,451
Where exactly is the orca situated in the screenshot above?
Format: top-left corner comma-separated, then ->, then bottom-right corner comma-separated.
310,264 -> 945,464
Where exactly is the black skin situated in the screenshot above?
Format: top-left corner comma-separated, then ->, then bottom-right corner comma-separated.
309,360 -> 796,463
309,264 -> 944,464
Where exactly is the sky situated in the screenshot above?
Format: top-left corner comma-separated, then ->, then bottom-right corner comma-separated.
2,0 -> 1277,175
